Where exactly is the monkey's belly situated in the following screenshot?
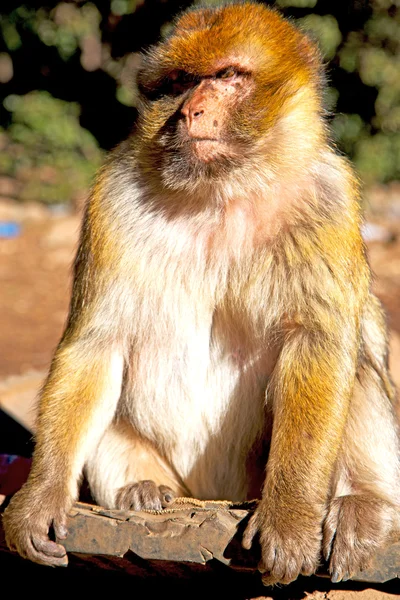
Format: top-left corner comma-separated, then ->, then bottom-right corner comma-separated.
123,344 -> 270,501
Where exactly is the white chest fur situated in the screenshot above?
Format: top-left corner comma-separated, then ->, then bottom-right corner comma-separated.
124,305 -> 271,500
118,203 -> 277,499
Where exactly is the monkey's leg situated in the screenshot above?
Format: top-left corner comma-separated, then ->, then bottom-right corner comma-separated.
85,419 -> 189,510
324,362 -> 400,582
3,344 -> 124,566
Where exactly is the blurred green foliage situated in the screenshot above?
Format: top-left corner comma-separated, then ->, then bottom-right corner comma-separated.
329,1 -> 400,184
0,0 -> 399,202
0,91 -> 103,204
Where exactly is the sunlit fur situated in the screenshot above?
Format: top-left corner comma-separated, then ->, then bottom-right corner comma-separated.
3,1 -> 400,586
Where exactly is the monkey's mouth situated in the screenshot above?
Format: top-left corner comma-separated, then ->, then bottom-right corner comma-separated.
187,137 -> 235,163
190,137 -> 220,142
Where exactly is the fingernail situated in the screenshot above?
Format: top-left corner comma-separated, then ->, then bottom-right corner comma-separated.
331,571 -> 341,583
57,526 -> 68,539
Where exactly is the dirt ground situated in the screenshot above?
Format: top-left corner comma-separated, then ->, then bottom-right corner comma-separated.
1,192 -> 400,598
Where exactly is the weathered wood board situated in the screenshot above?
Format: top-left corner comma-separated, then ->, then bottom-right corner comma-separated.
56,502 -> 400,583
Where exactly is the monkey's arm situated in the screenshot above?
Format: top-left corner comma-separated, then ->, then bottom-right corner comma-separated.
243,212 -> 370,585
3,342 -> 124,566
3,191 -> 126,566
243,324 -> 359,584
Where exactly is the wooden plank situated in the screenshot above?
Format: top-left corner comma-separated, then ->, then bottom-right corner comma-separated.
56,502 -> 400,583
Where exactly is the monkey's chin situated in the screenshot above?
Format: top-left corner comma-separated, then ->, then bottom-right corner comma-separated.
190,139 -> 232,163
158,140 -> 243,192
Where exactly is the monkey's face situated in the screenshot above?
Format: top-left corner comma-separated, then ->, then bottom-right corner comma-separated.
138,66 -> 255,184
136,3 -> 323,191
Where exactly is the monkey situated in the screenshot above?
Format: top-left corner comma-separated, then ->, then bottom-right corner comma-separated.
3,1 -> 400,586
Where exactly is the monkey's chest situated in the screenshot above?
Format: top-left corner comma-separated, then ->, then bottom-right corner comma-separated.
123,314 -> 274,499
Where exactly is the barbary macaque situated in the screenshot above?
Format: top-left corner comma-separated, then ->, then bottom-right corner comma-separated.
4,2 -> 400,585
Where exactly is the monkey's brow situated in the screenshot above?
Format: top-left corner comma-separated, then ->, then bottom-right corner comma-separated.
165,66 -> 251,80
168,70 -> 198,81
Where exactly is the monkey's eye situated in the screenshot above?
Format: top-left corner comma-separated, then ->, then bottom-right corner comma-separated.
217,67 -> 237,80
141,71 -> 198,100
167,70 -> 198,96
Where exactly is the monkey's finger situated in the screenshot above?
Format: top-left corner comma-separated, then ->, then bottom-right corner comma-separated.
330,568 -> 344,583
29,549 -> 69,567
329,554 -> 353,583
323,528 -> 336,560
330,547 -> 370,584
333,564 -> 363,583
242,515 -> 259,549
257,559 -> 267,574
53,520 -> 68,540
16,536 -> 68,567
280,556 -> 302,585
263,546 -> 284,579
301,553 -> 318,577
32,536 -> 68,559
159,485 -> 175,507
6,525 -> 67,567
259,542 -> 278,572
323,499 -> 341,560
261,555 -> 301,586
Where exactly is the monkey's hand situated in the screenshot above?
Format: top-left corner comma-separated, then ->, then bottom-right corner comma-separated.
3,485 -> 69,567
323,494 -> 398,583
242,499 -> 322,586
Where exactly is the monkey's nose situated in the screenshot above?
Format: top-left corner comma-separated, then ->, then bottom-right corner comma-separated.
181,100 -> 204,124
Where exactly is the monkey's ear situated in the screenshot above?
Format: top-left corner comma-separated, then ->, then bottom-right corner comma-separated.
136,50 -> 161,100
296,29 -> 323,72
293,29 -> 325,90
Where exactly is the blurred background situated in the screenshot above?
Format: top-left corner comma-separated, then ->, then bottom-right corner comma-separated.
0,0 -> 400,431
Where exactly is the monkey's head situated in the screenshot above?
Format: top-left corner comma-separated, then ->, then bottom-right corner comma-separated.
136,2 -> 325,194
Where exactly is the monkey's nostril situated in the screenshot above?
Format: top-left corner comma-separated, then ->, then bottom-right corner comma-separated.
193,110 -> 204,118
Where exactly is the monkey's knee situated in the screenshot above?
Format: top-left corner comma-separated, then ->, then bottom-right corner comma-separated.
115,480 -> 176,511
323,494 -> 397,582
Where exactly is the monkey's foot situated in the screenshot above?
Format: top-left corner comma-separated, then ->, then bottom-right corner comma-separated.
115,480 -> 175,511
3,487 -> 69,567
323,494 -> 396,582
242,505 -> 321,585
